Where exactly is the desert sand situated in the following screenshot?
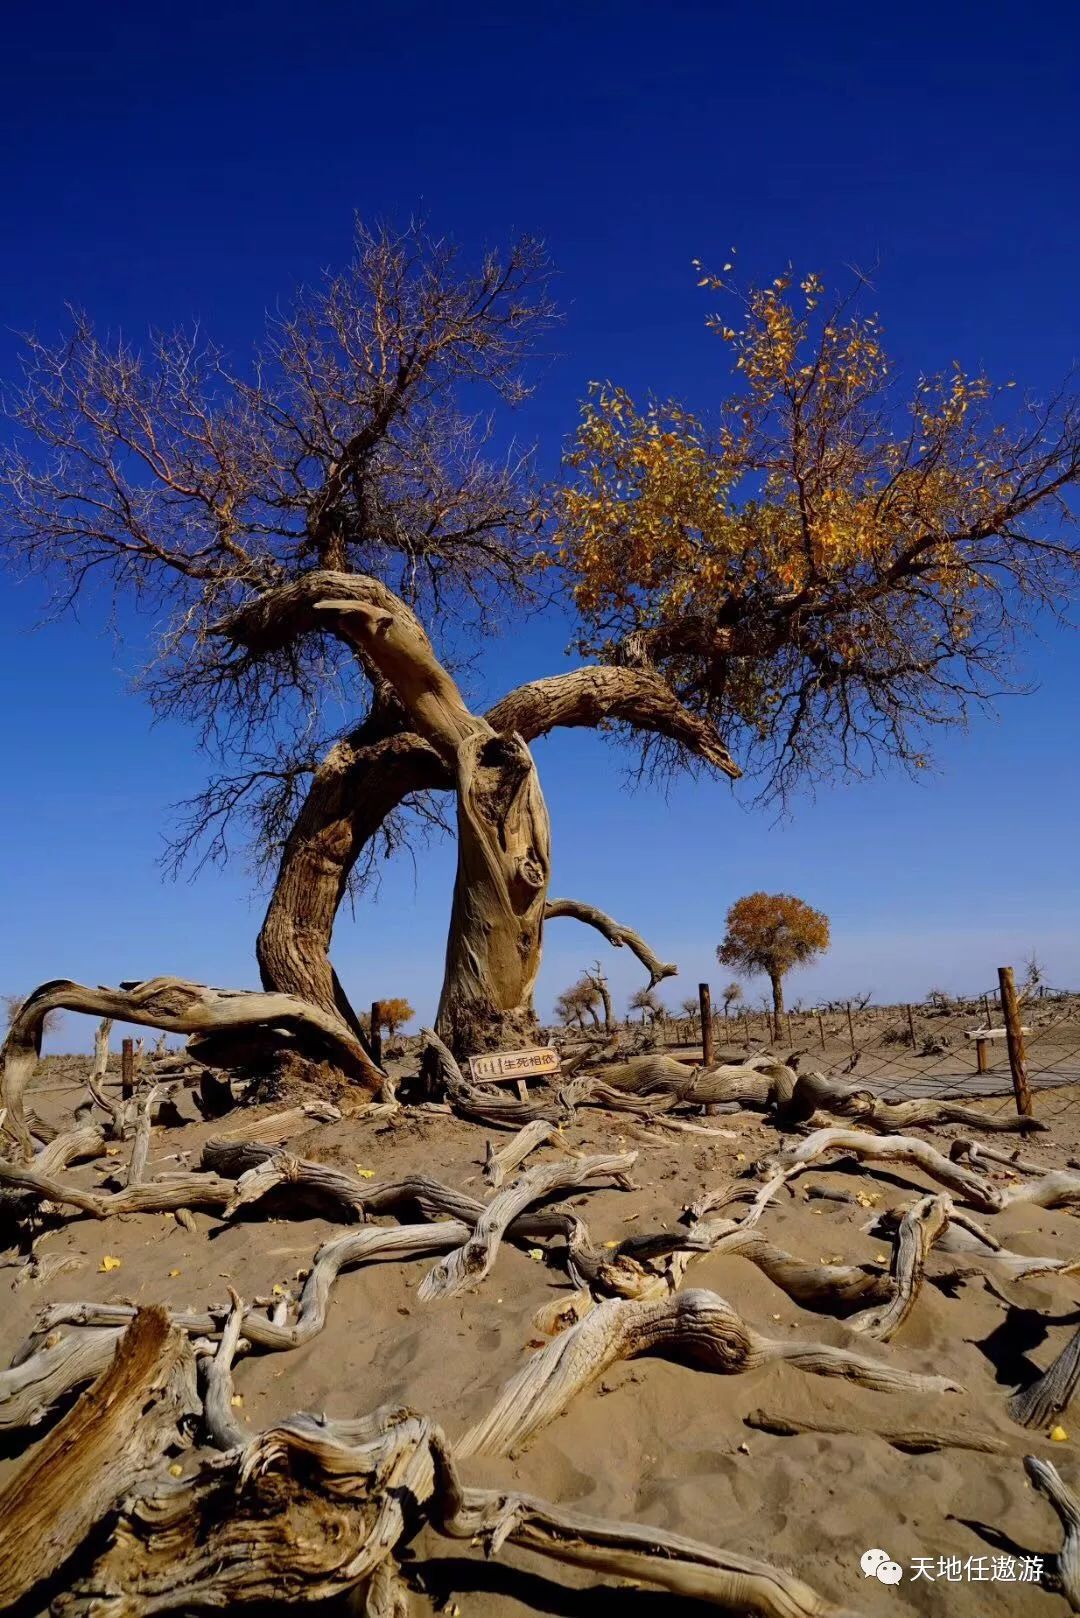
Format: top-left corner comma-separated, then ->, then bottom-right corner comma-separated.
5,1021 -> 1080,1618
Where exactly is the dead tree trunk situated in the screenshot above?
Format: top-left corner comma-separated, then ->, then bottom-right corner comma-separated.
256,723 -> 444,1037
218,573 -> 738,1060
436,729 -> 552,1054
302,586 -> 551,1056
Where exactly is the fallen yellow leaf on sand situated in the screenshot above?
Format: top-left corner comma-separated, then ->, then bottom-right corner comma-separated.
99,1255 -> 122,1272
168,1463 -> 184,1477
603,1240 -> 619,1249
1051,1425 -> 1069,1442
272,1283 -> 288,1296
873,1253 -> 890,1264
527,1248 -> 544,1261
168,1268 -> 181,1278
355,1166 -> 376,1179
230,1394 -> 244,1407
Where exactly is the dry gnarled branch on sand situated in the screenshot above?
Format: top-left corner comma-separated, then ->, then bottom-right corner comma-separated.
0,1156 -> 235,1219
845,1194 -> 951,1341
460,1287 -> 960,1458
484,1119 -> 558,1189
418,1151 -> 636,1303
765,1129 -> 1004,1211
1,976 -> 384,1156
780,1069 -> 1049,1136
768,1128 -> 1080,1215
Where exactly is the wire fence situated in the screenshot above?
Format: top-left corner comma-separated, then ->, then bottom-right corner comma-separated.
668,981 -> 1080,1120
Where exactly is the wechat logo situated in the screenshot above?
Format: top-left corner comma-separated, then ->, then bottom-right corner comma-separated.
861,1548 -> 904,1585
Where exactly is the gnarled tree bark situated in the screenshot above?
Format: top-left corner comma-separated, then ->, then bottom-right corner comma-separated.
220,573 -> 738,1051
1,976 -> 383,1156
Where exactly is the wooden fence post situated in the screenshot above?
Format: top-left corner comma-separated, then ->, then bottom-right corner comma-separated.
998,965 -> 1032,1118
370,1001 -> 383,1069
699,983 -> 714,1069
906,1004 -> 917,1050
846,1002 -> 856,1053
816,1011 -> 826,1050
121,1037 -> 134,1102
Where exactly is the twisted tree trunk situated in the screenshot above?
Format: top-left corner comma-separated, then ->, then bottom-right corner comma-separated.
219,573 -> 739,1057
302,582 -> 553,1055
255,724 -> 444,1035
436,727 -> 551,1053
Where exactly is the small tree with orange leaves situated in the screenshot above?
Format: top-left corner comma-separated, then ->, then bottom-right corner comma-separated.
717,894 -> 829,1039
374,998 -> 415,1039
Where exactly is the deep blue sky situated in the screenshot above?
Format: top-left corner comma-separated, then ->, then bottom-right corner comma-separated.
2,1 -> 1078,1045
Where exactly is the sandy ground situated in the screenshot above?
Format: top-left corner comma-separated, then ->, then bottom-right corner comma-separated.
6,1043 -> 1080,1618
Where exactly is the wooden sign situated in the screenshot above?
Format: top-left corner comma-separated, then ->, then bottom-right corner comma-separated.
469,1046 -> 561,1084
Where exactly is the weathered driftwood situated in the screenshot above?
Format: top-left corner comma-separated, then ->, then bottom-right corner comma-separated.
483,1119 -> 558,1189
766,1128 -> 1002,1211
0,1307 -> 198,1610
1002,1169 -> 1080,1211
123,1083 -> 160,1187
418,1151 -> 636,1302
578,1054 -> 798,1115
780,1069 -> 1048,1135
1025,1455 -> 1080,1611
692,1058 -> 798,1110
1010,1327 -> 1080,1429
846,1194 -> 951,1341
199,1138 -> 627,1295
199,1288 -> 250,1449
950,1137 -> 1048,1175
543,897 -> 677,988
214,1146 -> 488,1225
460,1287 -> 960,1457
0,1325 -> 125,1431
883,1206 -> 1080,1285
0,1157 -> 234,1219
32,1124 -> 107,1177
1,975 -> 383,1155
649,1116 -> 741,1138
687,1163 -> 802,1232
573,1079 -> 684,1117
209,1100 -> 343,1145
684,1224 -> 890,1314
745,1407 -> 1010,1455
72,1018 -> 118,1131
